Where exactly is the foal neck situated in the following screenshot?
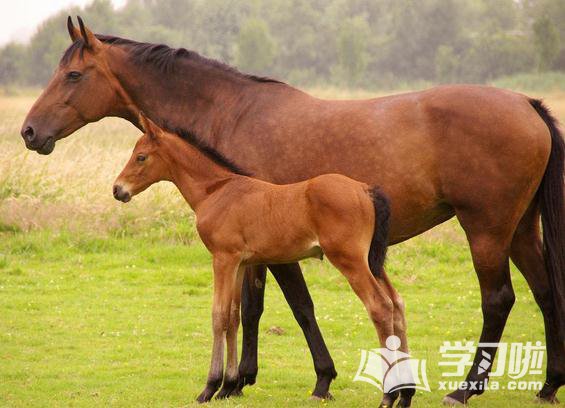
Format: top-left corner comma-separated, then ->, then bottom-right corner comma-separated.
159,132 -> 240,211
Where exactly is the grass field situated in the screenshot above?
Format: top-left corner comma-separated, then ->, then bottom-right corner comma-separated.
1,89 -> 565,407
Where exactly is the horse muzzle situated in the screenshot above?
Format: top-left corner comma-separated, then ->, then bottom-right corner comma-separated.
20,124 -> 56,155
113,184 -> 131,203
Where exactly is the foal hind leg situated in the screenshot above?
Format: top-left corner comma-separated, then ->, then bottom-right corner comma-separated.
325,251 -> 396,406
381,271 -> 414,407
511,206 -> 565,403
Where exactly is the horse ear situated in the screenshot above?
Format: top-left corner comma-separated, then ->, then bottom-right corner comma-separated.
76,16 -> 101,50
139,112 -> 161,141
67,16 -> 81,42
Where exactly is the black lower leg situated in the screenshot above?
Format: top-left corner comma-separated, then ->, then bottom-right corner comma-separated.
269,263 -> 337,399
510,228 -> 565,403
446,281 -> 515,404
237,265 -> 266,391
536,297 -> 565,403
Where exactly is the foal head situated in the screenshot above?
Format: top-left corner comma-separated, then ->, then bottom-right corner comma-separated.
113,113 -> 171,203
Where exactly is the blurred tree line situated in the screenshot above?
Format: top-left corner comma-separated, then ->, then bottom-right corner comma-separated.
0,0 -> 563,88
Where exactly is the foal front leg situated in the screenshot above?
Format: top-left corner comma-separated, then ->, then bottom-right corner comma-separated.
217,266 -> 245,399
197,254 -> 240,403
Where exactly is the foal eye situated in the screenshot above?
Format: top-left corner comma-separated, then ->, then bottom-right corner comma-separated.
136,154 -> 146,162
66,71 -> 82,81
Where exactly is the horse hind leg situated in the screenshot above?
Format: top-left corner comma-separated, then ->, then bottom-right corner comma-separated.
510,205 -> 565,403
444,211 -> 516,405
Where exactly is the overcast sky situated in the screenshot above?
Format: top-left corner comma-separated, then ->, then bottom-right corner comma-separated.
0,0 -> 126,46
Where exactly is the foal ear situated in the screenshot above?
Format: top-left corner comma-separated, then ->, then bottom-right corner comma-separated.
76,16 -> 102,50
138,112 -> 161,141
67,16 -> 81,42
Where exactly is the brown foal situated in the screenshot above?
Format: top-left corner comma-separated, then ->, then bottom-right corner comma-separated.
113,114 -> 396,403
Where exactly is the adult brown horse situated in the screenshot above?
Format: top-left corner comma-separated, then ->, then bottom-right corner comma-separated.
21,17 -> 564,406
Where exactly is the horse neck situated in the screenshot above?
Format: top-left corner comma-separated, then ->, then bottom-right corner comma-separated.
107,46 -> 261,144
159,133 -> 238,211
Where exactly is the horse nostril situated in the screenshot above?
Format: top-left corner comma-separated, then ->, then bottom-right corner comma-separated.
113,185 -> 121,199
21,126 -> 35,143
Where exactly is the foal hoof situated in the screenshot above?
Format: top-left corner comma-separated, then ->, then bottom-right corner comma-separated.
196,387 -> 217,403
310,392 -> 334,401
442,396 -> 466,406
215,381 -> 242,399
397,397 -> 412,407
379,391 -> 399,408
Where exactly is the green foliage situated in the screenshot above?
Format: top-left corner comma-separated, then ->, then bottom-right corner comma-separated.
334,16 -> 370,86
0,44 -> 26,86
492,71 -> 565,92
236,18 -> 276,73
0,0 -> 564,88
533,15 -> 560,71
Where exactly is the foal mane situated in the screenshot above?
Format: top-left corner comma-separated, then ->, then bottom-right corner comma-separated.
170,126 -> 251,177
61,35 -> 283,84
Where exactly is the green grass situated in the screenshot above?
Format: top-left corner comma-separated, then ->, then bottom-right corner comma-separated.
0,222 -> 560,407
1,91 -> 564,406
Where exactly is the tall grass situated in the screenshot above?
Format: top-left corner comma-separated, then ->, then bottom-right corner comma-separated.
0,95 -> 195,241
1,88 -> 565,237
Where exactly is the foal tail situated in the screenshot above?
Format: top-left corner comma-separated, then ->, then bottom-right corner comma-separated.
530,98 -> 565,341
368,187 -> 391,279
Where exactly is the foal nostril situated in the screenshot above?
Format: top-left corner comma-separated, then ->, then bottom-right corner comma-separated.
113,185 -> 121,199
113,185 -> 131,202
21,126 -> 35,143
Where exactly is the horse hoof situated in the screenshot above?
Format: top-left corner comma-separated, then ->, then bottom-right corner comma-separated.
237,372 -> 257,388
442,396 -> 466,406
535,396 -> 560,404
310,392 -> 334,401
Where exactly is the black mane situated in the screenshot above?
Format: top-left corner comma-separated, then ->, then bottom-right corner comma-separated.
170,126 -> 250,177
61,35 -> 268,177
61,34 -> 283,84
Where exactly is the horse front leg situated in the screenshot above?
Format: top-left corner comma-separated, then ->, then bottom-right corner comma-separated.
237,264 -> 267,392
269,262 -> 337,399
197,254 -> 240,403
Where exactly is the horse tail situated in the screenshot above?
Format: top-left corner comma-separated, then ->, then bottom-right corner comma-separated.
368,187 -> 391,279
530,98 -> 565,340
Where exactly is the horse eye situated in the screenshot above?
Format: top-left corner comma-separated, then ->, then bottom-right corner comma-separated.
66,71 -> 82,81
136,154 -> 146,163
